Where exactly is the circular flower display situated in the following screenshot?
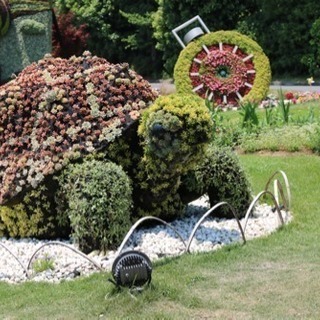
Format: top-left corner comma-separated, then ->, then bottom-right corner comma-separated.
174,31 -> 271,108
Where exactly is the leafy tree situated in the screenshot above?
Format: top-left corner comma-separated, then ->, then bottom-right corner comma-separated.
301,17 -> 320,77
52,11 -> 89,58
53,0 -> 162,78
248,0 -> 320,77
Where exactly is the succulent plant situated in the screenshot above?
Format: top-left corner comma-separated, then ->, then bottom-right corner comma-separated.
0,51 -> 158,204
0,52 -> 251,252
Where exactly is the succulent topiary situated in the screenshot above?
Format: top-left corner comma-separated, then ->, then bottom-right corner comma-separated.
0,52 -> 252,252
8,0 -> 51,18
174,30 -> 271,108
0,181 -> 69,239
18,18 -> 46,35
0,0 -> 10,37
0,51 -> 158,204
135,93 -> 213,219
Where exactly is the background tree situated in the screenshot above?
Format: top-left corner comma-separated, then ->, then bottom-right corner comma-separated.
53,0 -> 162,78
248,0 -> 320,77
301,17 -> 320,77
53,0 -> 320,80
52,11 -> 89,58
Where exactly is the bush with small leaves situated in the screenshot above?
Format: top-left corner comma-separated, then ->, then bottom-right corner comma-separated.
181,145 -> 252,219
0,182 -> 70,239
57,159 -> 132,253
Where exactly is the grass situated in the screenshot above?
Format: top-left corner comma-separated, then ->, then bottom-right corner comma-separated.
1,154 -> 320,319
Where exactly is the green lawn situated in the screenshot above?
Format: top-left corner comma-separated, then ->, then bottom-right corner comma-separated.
1,154 -> 320,319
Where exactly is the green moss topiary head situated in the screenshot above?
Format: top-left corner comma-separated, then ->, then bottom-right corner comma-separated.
138,93 -> 213,163
174,30 -> 271,108
134,93 -> 214,219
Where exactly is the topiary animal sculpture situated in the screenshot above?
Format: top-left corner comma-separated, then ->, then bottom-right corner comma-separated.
0,52 -> 251,252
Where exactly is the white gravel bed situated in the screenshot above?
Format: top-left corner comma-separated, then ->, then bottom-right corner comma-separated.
0,196 -> 292,284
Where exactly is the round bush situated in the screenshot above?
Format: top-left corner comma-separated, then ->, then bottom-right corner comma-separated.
57,159 -> 132,253
183,145 -> 252,219
174,30 -> 271,107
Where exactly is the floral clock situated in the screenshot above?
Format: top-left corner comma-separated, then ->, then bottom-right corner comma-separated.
174,30 -> 271,108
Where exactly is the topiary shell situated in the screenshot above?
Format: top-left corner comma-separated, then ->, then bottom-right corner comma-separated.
0,51 -> 158,204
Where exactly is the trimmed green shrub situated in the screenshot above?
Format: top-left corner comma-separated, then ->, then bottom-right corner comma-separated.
240,124 -> 320,153
182,145 -> 252,219
174,30 -> 271,107
56,160 -> 132,253
135,93 -> 213,220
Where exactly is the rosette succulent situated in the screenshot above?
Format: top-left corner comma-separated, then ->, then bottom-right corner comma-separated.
0,52 -> 251,252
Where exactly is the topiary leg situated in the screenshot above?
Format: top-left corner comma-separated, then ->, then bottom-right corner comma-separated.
181,144 -> 252,219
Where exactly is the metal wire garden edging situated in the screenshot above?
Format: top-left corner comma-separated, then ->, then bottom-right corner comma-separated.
0,170 -> 291,282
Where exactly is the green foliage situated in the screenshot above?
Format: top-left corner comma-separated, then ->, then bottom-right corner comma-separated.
302,17 -> 320,77
56,159 -> 132,253
0,182 -> 69,239
0,0 -> 10,37
183,145 -> 252,218
239,101 -> 260,131
174,30 -> 271,105
240,124 -> 320,153
308,124 -> 320,154
135,93 -> 213,219
18,18 -> 46,34
9,0 -> 51,17
277,90 -> 291,124
248,0 -> 320,77
54,0 -> 162,78
205,98 -> 223,136
32,254 -> 55,273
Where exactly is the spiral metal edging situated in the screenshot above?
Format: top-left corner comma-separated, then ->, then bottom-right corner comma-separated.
26,241 -> 103,271
116,216 -> 187,257
186,201 -> 246,253
0,242 -> 30,278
